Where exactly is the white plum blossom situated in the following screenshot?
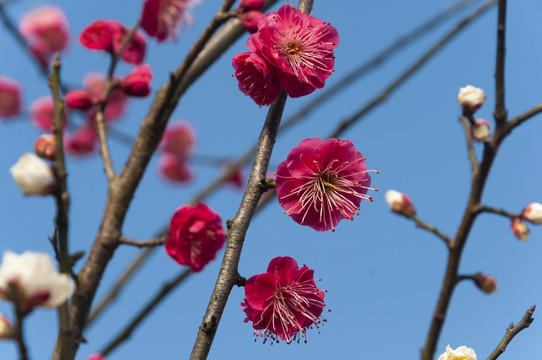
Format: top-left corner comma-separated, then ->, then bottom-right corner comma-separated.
0,251 -> 75,310
511,218 -> 529,241
522,202 -> 542,224
471,119 -> 491,142
437,345 -> 477,360
385,189 -> 416,215
9,153 -> 54,196
457,85 -> 486,112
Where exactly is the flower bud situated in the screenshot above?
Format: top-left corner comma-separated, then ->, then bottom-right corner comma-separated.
241,11 -> 263,34
158,153 -> 193,183
457,85 -> 485,113
511,218 -> 529,241
437,345 -> 476,360
122,65 -> 153,97
471,119 -> 490,142
30,96 -> 55,131
0,76 -> 22,120
0,314 -> 14,339
66,90 -> 92,110
65,126 -> 98,156
87,354 -> 105,360
239,0 -> 265,11
521,202 -> 542,225
473,273 -> 498,294
34,134 -> 56,161
10,153 -> 55,196
385,190 -> 415,215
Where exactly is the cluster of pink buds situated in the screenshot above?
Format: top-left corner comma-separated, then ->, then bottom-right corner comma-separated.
237,0 -> 265,34
158,121 -> 196,183
232,5 -> 339,106
19,6 -> 70,69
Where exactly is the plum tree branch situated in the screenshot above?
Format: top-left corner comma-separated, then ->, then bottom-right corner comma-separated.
486,305 -> 535,360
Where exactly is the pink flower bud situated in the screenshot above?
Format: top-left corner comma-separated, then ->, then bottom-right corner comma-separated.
521,202 -> 542,225
165,203 -> 225,272
9,153 -> 55,196
34,134 -> 56,161
79,19 -> 113,50
158,153 -> 193,183
471,119 -> 490,142
30,96 -> 55,132
122,65 -> 153,97
0,76 -> 22,120
160,121 -> 195,158
511,218 -> 529,241
222,163 -> 245,189
66,90 -> 92,110
473,273 -> 498,294
87,354 -> 105,360
385,190 -> 415,215
239,0 -> 265,11
65,126 -> 98,156
241,11 -> 263,34
0,314 -> 14,339
457,85 -> 486,113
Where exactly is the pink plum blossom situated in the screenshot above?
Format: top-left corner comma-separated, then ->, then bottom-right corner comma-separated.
65,126 -> 98,156
232,52 -> 281,106
78,19 -> 113,50
160,120 -> 195,159
0,76 -> 22,120
19,6 -> 70,54
141,0 -> 199,42
242,256 -> 326,343
84,73 -> 128,122
66,90 -> 93,110
165,203 -> 225,272
239,0 -> 265,12
30,96 -> 55,131
241,11 -> 263,34
247,4 -> 339,98
275,138 -> 375,232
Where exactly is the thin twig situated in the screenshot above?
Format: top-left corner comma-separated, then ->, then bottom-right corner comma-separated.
476,205 -> 519,219
460,115 -> 479,172
10,283 -> 29,360
87,248 -> 154,326
486,305 -> 535,360
505,103 -> 542,134
118,235 -> 168,248
49,56 -> 73,360
99,268 -> 191,356
399,211 -> 452,247
493,0 -> 507,126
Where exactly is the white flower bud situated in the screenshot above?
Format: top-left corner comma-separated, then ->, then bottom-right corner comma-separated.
457,85 -> 486,113
521,202 -> 542,225
471,119 -> 490,142
9,153 -> 54,196
385,190 -> 415,215
437,345 -> 477,360
511,218 -> 529,241
0,251 -> 75,311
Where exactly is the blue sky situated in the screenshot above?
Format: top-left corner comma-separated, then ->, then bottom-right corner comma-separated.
1,0 -> 542,359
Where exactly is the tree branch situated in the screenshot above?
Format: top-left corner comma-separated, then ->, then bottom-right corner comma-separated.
486,305 -> 535,360
397,211 -> 453,247
476,205 -> 519,219
493,0 -> 507,126
49,56 -> 73,360
118,235 -> 168,248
